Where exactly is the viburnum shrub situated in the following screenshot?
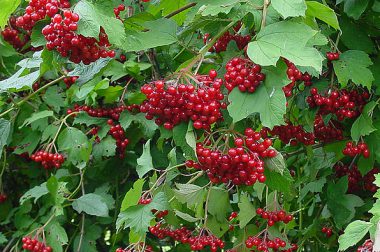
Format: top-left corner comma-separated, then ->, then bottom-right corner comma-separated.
1,1 -> 380,252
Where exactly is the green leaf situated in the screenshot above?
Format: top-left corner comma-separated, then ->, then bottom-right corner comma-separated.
122,18 -> 178,52
73,224 -> 102,252
0,68 -> 40,92
264,169 -> 295,198
0,232 -> 7,245
42,86 -> 65,113
265,151 -> 285,174
174,183 -> 206,208
305,1 -> 340,29
340,0 -> 369,20
73,112 -> 108,127
173,122 -> 196,159
92,136 -> 116,159
174,210 -> 200,222
0,119 -> 11,159
238,193 -> 256,228
72,193 -> 109,217
20,183 -> 49,204
74,0 -> 126,48
0,0 -> 21,29
333,50 -> 374,89
117,192 -> 168,235
340,16 -> 375,54
208,187 -> 231,222
21,110 -> 54,128
45,221 -> 69,252
227,60 -> 289,127
271,0 -> 306,19
299,178 -> 326,202
327,177 -> 364,228
68,58 -> 112,85
338,220 -> 373,251
119,111 -> 157,138
196,0 -> 240,16
247,21 -> 323,73
136,140 -> 154,178
121,179 -> 145,211
351,115 -> 376,142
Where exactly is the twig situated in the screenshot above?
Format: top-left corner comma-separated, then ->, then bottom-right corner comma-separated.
203,184 -> 213,227
76,169 -> 86,252
261,0 -> 271,29
165,3 -> 197,19
120,78 -> 134,105
0,76 -> 66,118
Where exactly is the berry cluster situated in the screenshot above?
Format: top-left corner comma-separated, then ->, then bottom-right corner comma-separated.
245,235 -> 287,251
204,31 -> 251,53
63,76 -> 78,88
282,60 -> 312,97
334,163 -> 379,193
107,121 -> 129,158
264,124 -> 315,146
1,26 -> 29,50
188,128 -> 276,186
313,115 -> 344,143
357,239 -> 373,252
43,11 -> 115,64
0,193 -> 7,203
224,57 -> 265,93
228,212 -> 238,231
113,4 -> 126,19
342,141 -> 370,158
16,0 -> 71,31
256,208 -> 294,226
30,151 -> 65,169
22,237 -> 53,252
307,88 -> 369,121
321,227 -> 333,238
140,72 -> 225,130
149,224 -> 225,252
326,52 -> 340,61
68,104 -> 139,121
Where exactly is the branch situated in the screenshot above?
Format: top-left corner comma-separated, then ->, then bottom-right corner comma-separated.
282,142 -> 325,158
261,0 -> 271,29
0,76 -> 66,118
165,3 -> 197,19
76,169 -> 86,252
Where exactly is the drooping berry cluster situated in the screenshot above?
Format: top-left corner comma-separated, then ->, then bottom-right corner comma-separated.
342,141 -> 370,158
43,11 -> 115,64
107,121 -> 129,158
63,76 -> 78,88
307,88 -> 369,121
0,193 -> 7,203
256,208 -> 294,226
245,235 -> 287,251
224,57 -> 265,93
357,239 -> 373,252
30,151 -> 65,169
22,237 -> 53,252
15,0 -> 71,31
321,227 -> 333,238
282,59 -> 312,97
326,52 -> 340,61
334,163 -> 379,193
68,104 -> 139,121
187,128 -> 276,186
149,224 -> 225,252
140,72 -> 225,130
204,31 -> 251,53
